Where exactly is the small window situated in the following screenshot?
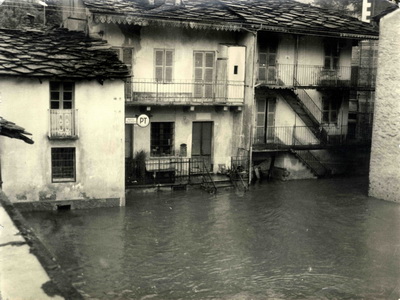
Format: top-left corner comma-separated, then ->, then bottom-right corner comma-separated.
50,82 -> 74,109
51,148 -> 76,182
151,122 -> 174,156
155,49 -> 174,82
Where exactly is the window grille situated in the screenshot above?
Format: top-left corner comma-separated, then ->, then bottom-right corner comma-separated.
51,148 -> 76,182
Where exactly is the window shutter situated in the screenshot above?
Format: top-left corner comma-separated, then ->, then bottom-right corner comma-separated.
205,52 -> 214,68
258,53 -> 267,81
194,51 -> 204,97
165,50 -> 173,82
123,49 -> 133,76
155,50 -> 164,81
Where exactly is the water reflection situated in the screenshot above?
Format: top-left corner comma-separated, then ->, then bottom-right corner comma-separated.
23,177 -> 400,299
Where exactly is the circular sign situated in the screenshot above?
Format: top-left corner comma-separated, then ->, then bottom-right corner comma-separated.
137,114 -> 150,128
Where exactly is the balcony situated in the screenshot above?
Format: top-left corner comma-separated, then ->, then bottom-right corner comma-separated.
126,79 -> 245,105
253,125 -> 371,150
257,64 -> 376,89
48,109 -> 78,139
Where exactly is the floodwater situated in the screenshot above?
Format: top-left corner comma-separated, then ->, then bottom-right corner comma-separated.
23,177 -> 400,300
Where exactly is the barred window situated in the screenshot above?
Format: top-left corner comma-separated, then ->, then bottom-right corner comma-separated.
51,148 -> 76,182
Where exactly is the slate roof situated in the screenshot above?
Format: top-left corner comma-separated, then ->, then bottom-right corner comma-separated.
82,0 -> 378,39
0,117 -> 34,144
0,28 -> 129,79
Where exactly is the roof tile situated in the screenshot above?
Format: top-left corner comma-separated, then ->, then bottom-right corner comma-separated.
0,28 -> 129,80
82,0 -> 378,38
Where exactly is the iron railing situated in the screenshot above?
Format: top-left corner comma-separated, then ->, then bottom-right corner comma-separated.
126,157 -> 215,186
294,85 -> 322,124
48,109 -> 78,139
230,156 -> 249,191
253,125 -> 372,148
257,64 -> 376,89
126,79 -> 245,104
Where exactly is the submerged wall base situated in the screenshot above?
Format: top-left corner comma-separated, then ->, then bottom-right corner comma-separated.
13,198 -> 120,212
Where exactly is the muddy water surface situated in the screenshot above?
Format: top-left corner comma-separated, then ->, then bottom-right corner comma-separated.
23,177 -> 400,299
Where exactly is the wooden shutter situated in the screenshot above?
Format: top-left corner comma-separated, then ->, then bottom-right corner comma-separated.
194,52 -> 203,97
165,50 -> 173,82
155,50 -> 164,81
258,53 -> 267,81
123,49 -> 133,97
204,52 -> 214,98
266,98 -> 276,142
256,99 -> 266,143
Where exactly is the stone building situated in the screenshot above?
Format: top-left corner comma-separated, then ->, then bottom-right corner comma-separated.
369,7 -> 400,202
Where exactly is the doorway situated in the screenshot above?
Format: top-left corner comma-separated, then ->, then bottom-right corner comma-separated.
192,122 -> 213,171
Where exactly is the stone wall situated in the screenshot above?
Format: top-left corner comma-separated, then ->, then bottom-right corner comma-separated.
369,9 -> 400,202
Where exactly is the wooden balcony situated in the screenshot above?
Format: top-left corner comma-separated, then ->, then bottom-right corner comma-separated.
257,64 -> 376,89
48,109 -> 78,139
126,79 -> 245,106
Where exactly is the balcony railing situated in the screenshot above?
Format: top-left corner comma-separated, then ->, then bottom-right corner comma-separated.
257,64 -> 376,89
126,79 -> 245,104
48,109 -> 78,139
253,125 -> 371,149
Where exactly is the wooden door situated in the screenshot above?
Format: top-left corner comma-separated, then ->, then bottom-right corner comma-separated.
192,122 -> 213,170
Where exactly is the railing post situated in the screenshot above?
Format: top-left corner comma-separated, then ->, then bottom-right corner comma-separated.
188,158 -> 191,183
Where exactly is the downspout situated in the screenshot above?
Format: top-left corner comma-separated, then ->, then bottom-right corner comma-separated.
248,29 -> 258,185
294,34 -> 299,86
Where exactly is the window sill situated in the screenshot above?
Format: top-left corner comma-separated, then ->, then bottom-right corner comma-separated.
48,135 -> 79,141
52,178 -> 76,183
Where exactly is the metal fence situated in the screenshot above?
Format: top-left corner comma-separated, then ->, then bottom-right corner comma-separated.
126,79 -> 245,104
253,125 -> 372,148
257,64 -> 376,89
126,157 -> 212,186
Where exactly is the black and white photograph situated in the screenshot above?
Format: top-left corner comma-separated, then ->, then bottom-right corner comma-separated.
0,0 -> 399,299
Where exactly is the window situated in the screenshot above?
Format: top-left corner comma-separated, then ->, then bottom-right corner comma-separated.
193,51 -> 214,98
114,47 -> 134,99
324,41 -> 340,70
151,122 -> 174,156
155,49 -> 174,82
51,148 -> 76,182
322,97 -> 339,124
50,82 -> 74,109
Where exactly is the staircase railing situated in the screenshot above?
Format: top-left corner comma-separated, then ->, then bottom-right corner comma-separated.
230,156 -> 249,191
285,84 -> 329,144
293,82 -> 322,124
290,132 -> 329,177
290,149 -> 328,177
200,160 -> 217,194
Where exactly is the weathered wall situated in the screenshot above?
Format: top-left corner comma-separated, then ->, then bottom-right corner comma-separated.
126,106 -> 236,171
89,22 -> 254,165
369,9 -> 400,202
273,152 -> 316,180
0,78 -> 126,205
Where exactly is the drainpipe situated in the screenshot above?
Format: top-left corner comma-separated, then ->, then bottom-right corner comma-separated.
248,30 -> 258,185
0,158 -> 2,189
294,35 -> 299,86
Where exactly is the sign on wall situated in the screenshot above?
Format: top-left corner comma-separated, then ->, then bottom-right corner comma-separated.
125,117 -> 137,124
137,114 -> 150,128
